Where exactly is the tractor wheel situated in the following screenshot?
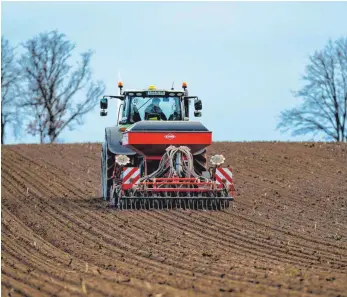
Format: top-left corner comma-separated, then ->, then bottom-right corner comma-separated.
101,143 -> 116,201
193,149 -> 207,176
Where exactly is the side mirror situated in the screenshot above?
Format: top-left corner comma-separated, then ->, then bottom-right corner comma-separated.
194,99 -> 202,110
194,111 -> 202,117
100,98 -> 108,109
100,110 -> 107,116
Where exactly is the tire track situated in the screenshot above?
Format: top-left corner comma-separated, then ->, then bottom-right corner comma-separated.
3,143 -> 347,297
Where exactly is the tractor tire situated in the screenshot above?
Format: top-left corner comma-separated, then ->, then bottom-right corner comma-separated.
101,143 -> 116,201
193,149 -> 207,176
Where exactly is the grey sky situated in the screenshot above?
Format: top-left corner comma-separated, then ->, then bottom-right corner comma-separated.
2,1 -> 347,143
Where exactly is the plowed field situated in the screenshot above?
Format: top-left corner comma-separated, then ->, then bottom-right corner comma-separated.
1,142 -> 347,297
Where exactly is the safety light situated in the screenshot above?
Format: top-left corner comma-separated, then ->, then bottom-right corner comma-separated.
182,82 -> 187,88
148,85 -> 156,90
118,81 -> 123,88
210,154 -> 225,166
116,154 -> 130,166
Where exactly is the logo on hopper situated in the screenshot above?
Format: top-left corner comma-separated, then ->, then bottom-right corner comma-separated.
164,133 -> 176,140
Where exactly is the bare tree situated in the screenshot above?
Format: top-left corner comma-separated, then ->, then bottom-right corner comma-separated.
19,30 -> 105,143
1,35 -> 21,144
278,37 -> 347,142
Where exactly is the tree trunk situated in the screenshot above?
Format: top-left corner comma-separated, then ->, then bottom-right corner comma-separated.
40,130 -> 44,144
1,115 -> 5,145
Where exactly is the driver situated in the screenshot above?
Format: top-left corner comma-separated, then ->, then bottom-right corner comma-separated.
144,98 -> 167,120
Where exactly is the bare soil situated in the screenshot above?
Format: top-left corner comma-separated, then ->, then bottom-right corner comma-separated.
1,142 -> 347,297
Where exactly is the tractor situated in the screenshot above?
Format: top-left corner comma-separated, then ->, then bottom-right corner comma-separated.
100,81 -> 235,210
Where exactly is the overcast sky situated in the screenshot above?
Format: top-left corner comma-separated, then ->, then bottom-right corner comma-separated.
2,1 -> 347,144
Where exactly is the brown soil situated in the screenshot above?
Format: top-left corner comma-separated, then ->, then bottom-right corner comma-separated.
1,142 -> 347,297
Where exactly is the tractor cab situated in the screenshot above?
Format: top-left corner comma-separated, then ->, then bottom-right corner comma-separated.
99,82 -> 203,130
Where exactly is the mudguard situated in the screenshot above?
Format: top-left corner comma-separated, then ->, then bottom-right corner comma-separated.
193,148 -> 206,156
105,127 -> 137,155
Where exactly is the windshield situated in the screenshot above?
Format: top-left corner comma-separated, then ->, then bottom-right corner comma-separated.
129,96 -> 181,122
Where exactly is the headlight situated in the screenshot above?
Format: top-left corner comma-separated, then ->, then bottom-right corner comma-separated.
116,155 -> 130,166
210,154 -> 225,166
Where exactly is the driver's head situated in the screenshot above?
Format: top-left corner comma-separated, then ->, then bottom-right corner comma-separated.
152,98 -> 160,106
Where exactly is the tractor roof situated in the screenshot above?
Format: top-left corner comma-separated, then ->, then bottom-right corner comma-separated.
122,89 -> 186,97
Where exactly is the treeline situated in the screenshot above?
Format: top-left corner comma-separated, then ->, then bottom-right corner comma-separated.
1,30 -> 105,144
277,36 -> 347,142
2,31 -> 347,144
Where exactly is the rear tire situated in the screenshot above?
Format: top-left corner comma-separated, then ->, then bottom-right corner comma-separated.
101,143 -> 116,201
193,149 -> 207,176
